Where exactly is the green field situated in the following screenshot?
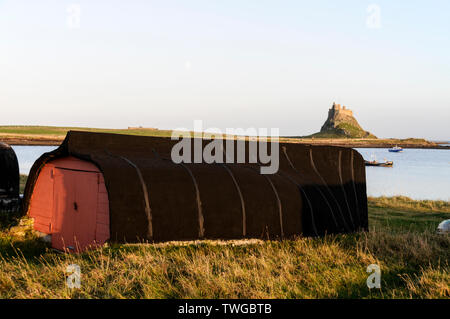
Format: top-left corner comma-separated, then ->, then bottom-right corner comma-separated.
0,125 -> 174,138
0,195 -> 448,299
0,125 -> 441,149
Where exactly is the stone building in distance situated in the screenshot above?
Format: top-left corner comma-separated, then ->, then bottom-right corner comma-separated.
314,102 -> 376,138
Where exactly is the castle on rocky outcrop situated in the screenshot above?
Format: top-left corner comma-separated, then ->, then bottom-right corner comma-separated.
330,102 -> 353,117
314,102 -> 376,139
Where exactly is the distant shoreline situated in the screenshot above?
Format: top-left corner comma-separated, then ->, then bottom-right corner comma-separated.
278,137 -> 450,149
4,136 -> 64,146
1,126 -> 448,149
2,134 -> 449,149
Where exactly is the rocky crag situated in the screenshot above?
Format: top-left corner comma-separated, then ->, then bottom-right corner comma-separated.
313,102 -> 376,138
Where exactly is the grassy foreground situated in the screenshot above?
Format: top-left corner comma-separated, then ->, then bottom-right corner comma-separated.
0,197 -> 448,299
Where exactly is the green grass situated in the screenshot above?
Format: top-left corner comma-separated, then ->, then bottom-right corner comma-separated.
336,123 -> 376,138
368,197 -> 449,234
305,122 -> 376,139
369,196 -> 450,214
20,175 -> 27,194
0,197 -> 448,299
0,126 -> 174,138
1,126 -> 438,147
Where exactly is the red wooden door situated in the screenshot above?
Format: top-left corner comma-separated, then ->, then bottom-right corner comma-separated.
51,168 -> 99,252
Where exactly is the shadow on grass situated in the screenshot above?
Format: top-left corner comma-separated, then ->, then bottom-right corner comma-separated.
334,267 -> 422,299
0,206 -> 23,231
0,235 -> 49,262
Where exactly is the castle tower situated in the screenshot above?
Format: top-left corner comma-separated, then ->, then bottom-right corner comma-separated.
320,102 -> 376,138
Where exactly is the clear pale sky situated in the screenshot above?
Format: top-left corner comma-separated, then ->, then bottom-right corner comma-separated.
1,0 -> 449,139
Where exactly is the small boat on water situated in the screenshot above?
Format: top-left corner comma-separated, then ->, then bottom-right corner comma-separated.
389,145 -> 403,152
365,160 -> 394,167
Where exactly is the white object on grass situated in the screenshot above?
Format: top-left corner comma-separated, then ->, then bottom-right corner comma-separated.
437,219 -> 450,234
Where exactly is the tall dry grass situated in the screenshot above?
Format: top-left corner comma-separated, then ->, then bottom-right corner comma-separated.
0,196 -> 448,299
0,230 -> 448,299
